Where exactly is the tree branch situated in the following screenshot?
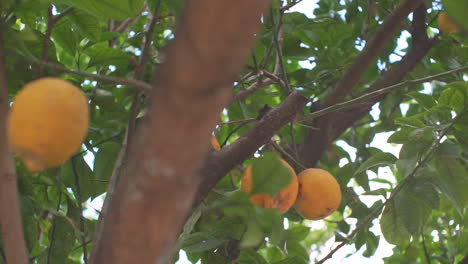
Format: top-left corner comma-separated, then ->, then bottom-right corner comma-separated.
323,0 -> 424,107
193,91 -> 309,207
90,1 -> 271,264
0,24 -> 29,264
298,3 -> 432,167
41,7 -> 73,64
9,52 -> 153,90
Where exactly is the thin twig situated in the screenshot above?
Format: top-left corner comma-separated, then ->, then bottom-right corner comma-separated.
270,140 -> 307,170
270,9 -> 291,93
9,52 -> 153,90
301,66 -> 468,123
47,173 -> 63,264
421,230 -> 432,264
280,0 -> 304,11
135,0 -> 161,80
229,78 -> 275,105
41,7 -> 73,64
71,157 -> 89,264
219,118 -> 256,126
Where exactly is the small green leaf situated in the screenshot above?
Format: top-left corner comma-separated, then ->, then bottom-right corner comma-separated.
67,9 -> 101,41
394,117 -> 425,128
439,81 -> 468,112
395,185 -> 432,235
362,188 -> 388,197
86,42 -> 130,68
354,151 -> 397,175
94,142 -> 120,195
180,232 -> 223,253
238,250 -> 268,264
273,256 -> 305,264
380,201 -> 411,245
285,241 -> 309,264
387,129 -> 411,144
250,153 -> 293,197
265,246 -> 285,263
54,0 -> 145,19
408,92 -> 437,109
408,126 -> 435,142
240,217 -> 264,249
432,156 -> 468,215
396,158 -> 416,178
363,231 -> 379,257
62,155 -> 96,202
42,214 -> 76,264
285,224 -> 310,242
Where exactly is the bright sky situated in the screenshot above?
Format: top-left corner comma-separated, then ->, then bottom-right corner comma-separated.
83,1 -> 416,263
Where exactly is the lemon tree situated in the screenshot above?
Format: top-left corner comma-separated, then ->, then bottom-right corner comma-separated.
0,0 -> 467,264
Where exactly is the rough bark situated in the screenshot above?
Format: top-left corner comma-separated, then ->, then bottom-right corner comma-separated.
90,1 -> 270,264
0,27 -> 30,264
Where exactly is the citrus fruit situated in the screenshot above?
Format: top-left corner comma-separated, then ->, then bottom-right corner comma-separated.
294,168 -> 341,220
211,136 -> 221,150
241,159 -> 298,214
438,12 -> 459,35
8,77 -> 89,172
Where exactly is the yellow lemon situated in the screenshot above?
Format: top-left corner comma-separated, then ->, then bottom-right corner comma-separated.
8,77 -> 89,172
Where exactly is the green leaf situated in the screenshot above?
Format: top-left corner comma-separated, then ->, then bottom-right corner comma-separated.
394,185 -> 433,235
285,241 -> 309,264
180,232 -> 223,253
20,195 -> 38,252
54,0 -> 145,19
394,117 -> 425,128
408,126 -> 435,142
396,158 -> 416,178
387,129 -> 411,144
354,151 -> 397,175
86,42 -> 130,68
237,250 -> 268,264
439,81 -> 468,112
432,156 -> 468,215
240,217 -> 264,249
408,92 -> 437,110
201,252 -> 228,263
43,214 -> 76,264
363,231 -> 379,257
285,224 -> 310,242
62,155 -> 96,202
273,256 -> 305,264
380,201 -> 411,245
67,9 -> 101,41
442,0 -> 468,29
52,18 -> 79,56
362,188 -> 388,197
265,246 -> 285,263
94,142 -> 120,195
250,153 -> 293,197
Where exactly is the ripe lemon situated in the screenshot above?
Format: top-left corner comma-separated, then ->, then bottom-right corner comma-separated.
241,160 -> 298,214
211,136 -> 221,150
294,168 -> 341,220
8,77 -> 89,172
438,12 -> 459,35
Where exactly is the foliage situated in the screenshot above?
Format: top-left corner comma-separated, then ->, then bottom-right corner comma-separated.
1,0 -> 467,264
